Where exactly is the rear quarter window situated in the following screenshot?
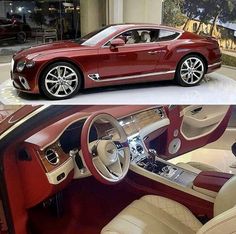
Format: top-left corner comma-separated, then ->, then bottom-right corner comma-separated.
158,29 -> 180,41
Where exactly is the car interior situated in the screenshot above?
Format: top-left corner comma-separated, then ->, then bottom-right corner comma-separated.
0,105 -> 236,234
116,29 -> 180,45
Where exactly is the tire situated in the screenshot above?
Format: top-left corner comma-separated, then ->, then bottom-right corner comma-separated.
40,62 -> 81,100
17,31 -> 27,44
175,55 -> 206,87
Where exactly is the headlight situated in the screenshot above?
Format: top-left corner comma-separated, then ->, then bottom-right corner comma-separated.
26,60 -> 35,68
16,60 -> 26,72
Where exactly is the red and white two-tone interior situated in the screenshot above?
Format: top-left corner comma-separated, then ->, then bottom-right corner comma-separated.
0,105 -> 236,234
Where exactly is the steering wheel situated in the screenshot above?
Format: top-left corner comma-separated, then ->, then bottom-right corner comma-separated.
81,112 -> 131,184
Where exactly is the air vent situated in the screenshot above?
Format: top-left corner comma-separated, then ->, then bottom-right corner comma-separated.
45,148 -> 59,165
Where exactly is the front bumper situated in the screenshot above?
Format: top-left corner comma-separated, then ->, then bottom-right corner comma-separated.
10,58 -> 39,93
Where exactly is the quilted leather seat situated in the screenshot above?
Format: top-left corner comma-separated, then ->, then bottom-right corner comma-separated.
101,176 -> 236,234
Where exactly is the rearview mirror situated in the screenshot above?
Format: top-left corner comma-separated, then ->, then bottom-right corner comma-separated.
110,38 -> 125,49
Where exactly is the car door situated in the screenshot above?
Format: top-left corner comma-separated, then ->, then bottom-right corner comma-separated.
156,105 -> 232,159
97,29 -> 166,80
0,19 -> 15,40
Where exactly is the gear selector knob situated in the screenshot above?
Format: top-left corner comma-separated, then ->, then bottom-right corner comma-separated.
148,149 -> 157,163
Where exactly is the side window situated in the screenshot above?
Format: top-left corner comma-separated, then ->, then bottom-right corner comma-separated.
157,29 -> 180,41
112,29 -> 159,45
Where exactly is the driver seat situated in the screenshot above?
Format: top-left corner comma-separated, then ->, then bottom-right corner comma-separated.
101,176 -> 236,234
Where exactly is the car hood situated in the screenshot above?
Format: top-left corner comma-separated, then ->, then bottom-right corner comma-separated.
14,40 -> 91,60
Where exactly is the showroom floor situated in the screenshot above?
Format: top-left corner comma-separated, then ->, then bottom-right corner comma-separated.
0,71 -> 236,104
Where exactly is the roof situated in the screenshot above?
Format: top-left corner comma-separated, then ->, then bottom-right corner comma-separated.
109,23 -> 184,33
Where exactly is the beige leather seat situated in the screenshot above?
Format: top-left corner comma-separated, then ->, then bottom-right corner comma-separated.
140,31 -> 151,43
101,176 -> 236,234
177,162 -> 221,174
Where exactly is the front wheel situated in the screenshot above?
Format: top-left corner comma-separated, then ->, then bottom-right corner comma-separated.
40,62 -> 81,100
175,55 -> 206,87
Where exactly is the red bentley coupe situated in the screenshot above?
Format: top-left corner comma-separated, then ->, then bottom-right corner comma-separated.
11,24 -> 221,100
0,105 -> 235,234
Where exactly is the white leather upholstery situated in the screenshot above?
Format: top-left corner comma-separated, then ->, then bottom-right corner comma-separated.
140,32 -> 151,43
214,176 -> 236,216
176,162 -> 202,174
192,185 -> 218,198
177,162 -> 221,173
101,195 -> 202,234
102,176 -> 236,234
197,206 -> 236,234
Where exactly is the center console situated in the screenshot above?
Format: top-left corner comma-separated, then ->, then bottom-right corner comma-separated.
128,133 -> 198,188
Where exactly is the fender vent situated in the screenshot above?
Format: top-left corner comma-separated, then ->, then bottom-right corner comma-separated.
45,148 -> 59,165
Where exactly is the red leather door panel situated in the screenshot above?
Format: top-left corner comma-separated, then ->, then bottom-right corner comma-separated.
153,106 -> 232,159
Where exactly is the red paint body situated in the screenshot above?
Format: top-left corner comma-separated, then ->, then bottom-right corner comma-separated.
11,24 -> 221,94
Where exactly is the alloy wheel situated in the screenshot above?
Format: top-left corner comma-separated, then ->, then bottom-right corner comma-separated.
45,65 -> 79,98
180,57 -> 205,85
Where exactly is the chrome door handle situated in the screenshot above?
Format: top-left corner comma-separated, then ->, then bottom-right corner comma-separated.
148,51 -> 158,55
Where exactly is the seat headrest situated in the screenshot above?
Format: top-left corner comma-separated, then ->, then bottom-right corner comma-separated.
141,32 -> 150,43
214,175 -> 236,217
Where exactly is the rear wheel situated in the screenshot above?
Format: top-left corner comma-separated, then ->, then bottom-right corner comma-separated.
40,62 -> 81,100
175,55 -> 206,87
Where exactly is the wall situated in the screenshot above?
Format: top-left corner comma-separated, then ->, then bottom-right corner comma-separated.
80,0 -> 106,36
80,0 -> 163,36
123,0 -> 162,24
180,19 -> 236,51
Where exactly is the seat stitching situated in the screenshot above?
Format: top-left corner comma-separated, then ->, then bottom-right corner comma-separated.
129,205 -> 180,233
200,215 -> 236,234
137,199 -> 199,232
116,216 -> 151,234
142,197 -> 201,231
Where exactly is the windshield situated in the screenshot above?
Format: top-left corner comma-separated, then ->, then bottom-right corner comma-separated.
76,26 -> 120,46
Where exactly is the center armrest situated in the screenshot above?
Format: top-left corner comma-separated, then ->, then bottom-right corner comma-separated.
193,171 -> 233,197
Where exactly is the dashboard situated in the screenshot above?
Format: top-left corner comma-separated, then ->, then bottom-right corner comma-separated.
19,106 -> 170,207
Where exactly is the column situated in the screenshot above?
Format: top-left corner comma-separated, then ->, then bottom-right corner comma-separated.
107,0 -> 123,24
123,0 -> 162,24
80,0 -> 106,36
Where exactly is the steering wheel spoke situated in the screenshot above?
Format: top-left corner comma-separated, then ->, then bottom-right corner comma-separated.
81,112 -> 131,184
92,157 -> 117,179
107,156 -> 123,178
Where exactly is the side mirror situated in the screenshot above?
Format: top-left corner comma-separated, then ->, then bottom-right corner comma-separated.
110,38 -> 125,49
